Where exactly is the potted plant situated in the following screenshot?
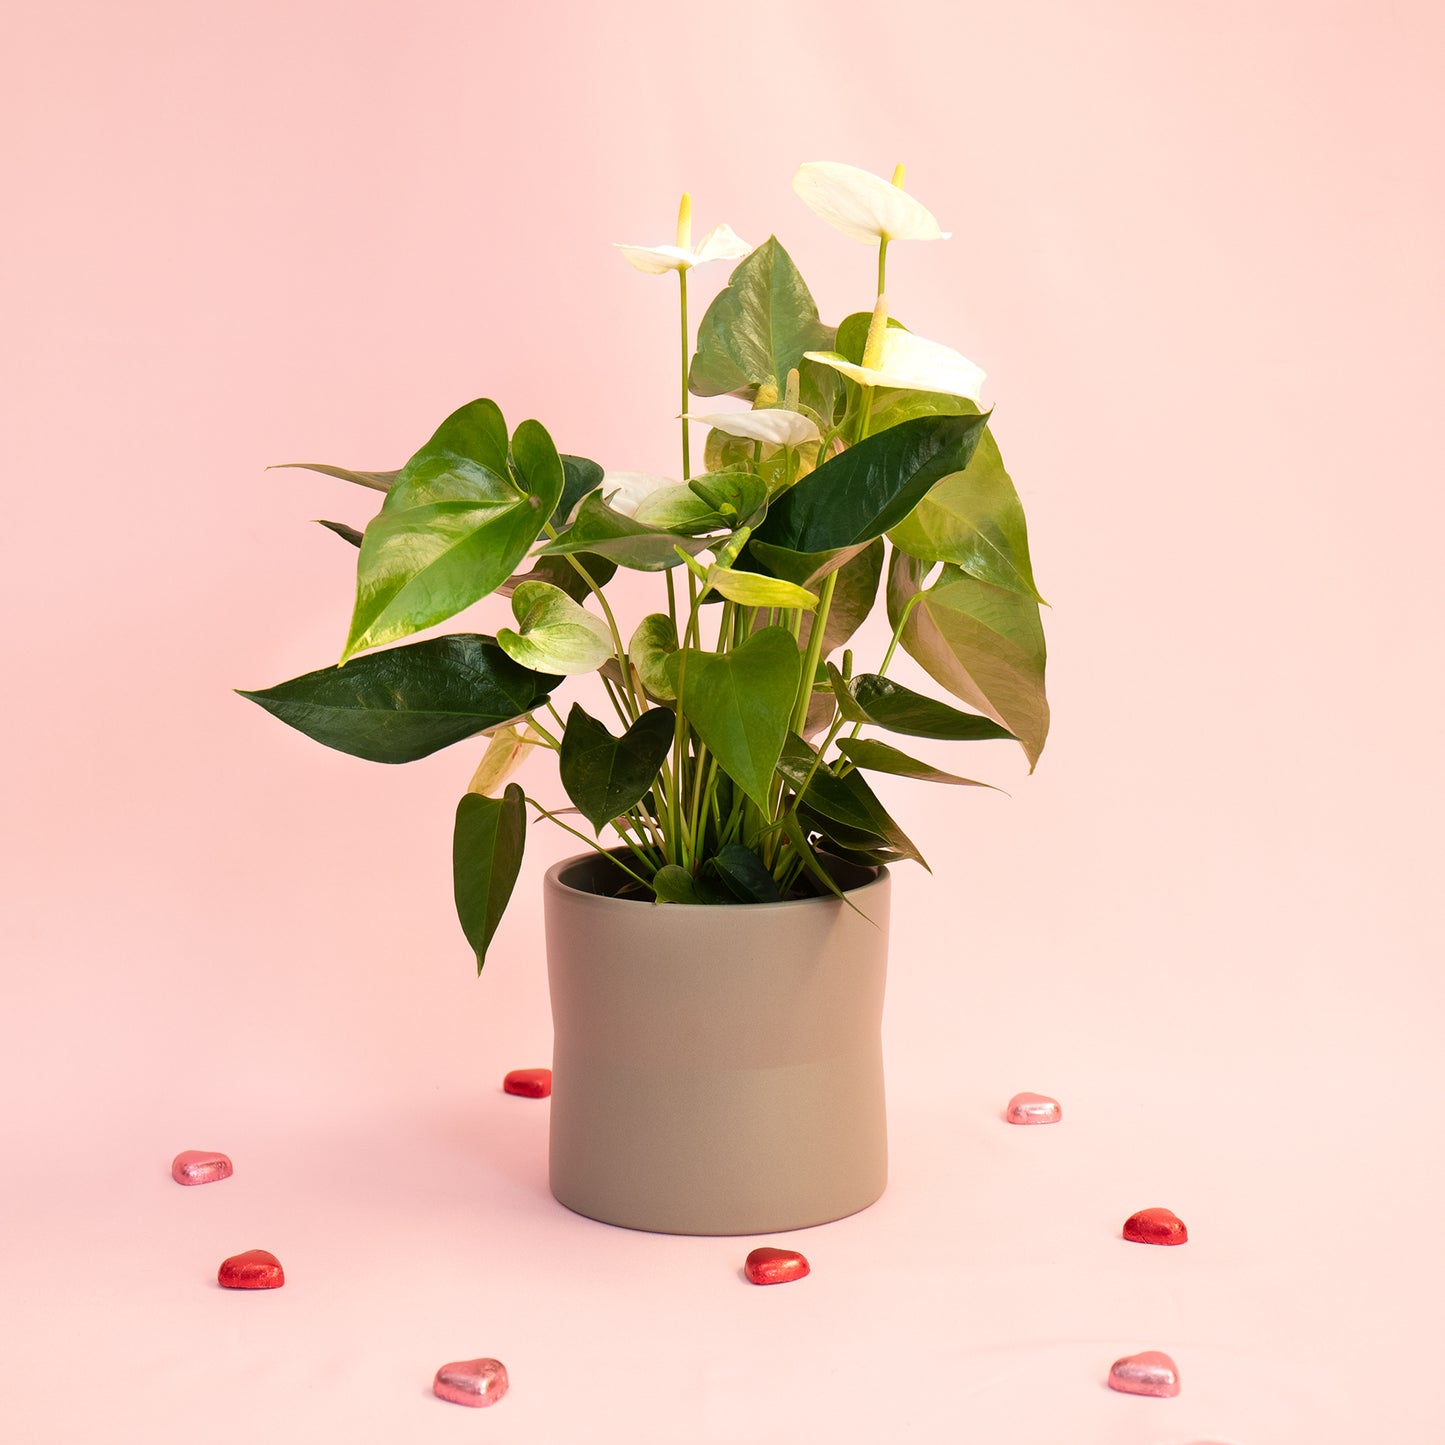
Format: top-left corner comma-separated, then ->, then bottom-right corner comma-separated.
240,161 -> 1049,1235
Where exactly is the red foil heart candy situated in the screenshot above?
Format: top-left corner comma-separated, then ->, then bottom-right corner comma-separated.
1107,1350 -> 1180,1398
433,1357 -> 509,1407
1123,1206 -> 1189,1245
503,1068 -> 552,1098
172,1150 -> 233,1185
217,1249 -> 285,1290
1005,1092 -> 1062,1124
744,1246 -> 810,1285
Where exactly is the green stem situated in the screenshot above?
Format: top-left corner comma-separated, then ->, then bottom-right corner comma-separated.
679,268 -> 691,481
524,797 -> 653,891
792,570 -> 838,735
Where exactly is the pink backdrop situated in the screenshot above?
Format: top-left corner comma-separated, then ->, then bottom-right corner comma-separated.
5,2 -> 1442,1440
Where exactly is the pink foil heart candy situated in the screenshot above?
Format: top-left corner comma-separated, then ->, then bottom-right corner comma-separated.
1123,1206 -> 1189,1245
1107,1350 -> 1181,1398
503,1067 -> 552,1098
171,1150 -> 233,1185
1006,1091 -> 1062,1124
744,1246 -> 810,1285
217,1249 -> 285,1290
433,1357 -> 509,1408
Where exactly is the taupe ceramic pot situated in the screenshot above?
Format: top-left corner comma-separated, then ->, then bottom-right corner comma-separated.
543,851 -> 890,1236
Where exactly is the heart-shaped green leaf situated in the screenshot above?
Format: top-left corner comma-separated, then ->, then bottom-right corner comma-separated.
238,635 -> 561,763
753,412 -> 991,556
888,428 -> 1044,601
666,626 -> 801,811
826,663 -> 1015,743
497,581 -> 613,675
888,551 -> 1049,768
558,705 -> 676,833
628,613 -> 679,701
537,491 -> 712,571
688,237 -> 835,398
453,783 -> 527,973
556,453 -> 604,526
342,402 -> 562,661
688,470 -> 768,526
709,844 -> 783,903
833,737 -> 993,788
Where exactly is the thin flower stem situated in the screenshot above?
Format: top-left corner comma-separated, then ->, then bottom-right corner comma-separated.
679,269 -> 691,481
524,797 -> 654,892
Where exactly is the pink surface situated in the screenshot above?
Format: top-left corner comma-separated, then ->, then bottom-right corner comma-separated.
4,2 -> 1443,1441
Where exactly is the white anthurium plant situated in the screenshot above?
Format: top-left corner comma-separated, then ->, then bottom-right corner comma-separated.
242,162 -> 1050,970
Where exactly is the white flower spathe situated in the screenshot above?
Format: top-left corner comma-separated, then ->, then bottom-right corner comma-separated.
793,161 -> 949,246
601,471 -> 675,518
615,224 -> 752,275
804,328 -> 985,403
684,409 -> 821,449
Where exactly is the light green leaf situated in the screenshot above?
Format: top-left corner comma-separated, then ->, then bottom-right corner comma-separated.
631,484 -> 727,532
887,551 -> 1049,768
666,625 -> 801,810
453,783 -> 527,973
706,567 -> 817,610
650,864 -> 728,905
688,470 -> 768,526
537,491 -> 712,571
688,237 -> 835,399
628,613 -> 679,702
497,581 -> 613,675
342,401 -> 562,661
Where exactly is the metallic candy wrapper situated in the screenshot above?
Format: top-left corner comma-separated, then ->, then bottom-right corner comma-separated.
744,1246 -> 810,1285
503,1068 -> 553,1098
1123,1206 -> 1189,1245
433,1358 -> 509,1408
217,1249 -> 285,1290
1005,1092 -> 1062,1124
171,1150 -> 233,1185
1107,1350 -> 1181,1398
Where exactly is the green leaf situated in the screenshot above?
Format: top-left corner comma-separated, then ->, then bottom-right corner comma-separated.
777,811 -> 864,915
316,519 -> 363,547
688,470 -> 768,526
537,491 -> 712,571
705,566 -> 817,610
826,662 -> 1015,743
342,402 -> 563,661
628,613 -> 679,702
833,310 -> 908,365
453,784 -> 527,973
688,237 -> 835,399
272,462 -> 398,492
834,738 -> 994,788
631,485 -> 727,533
745,538 -> 872,590
710,844 -> 783,903
558,705 -> 676,833
496,581 -> 613,675
753,412 -> 991,556
651,864 -> 703,904
888,551 -> 1049,769
776,734 -> 927,866
797,538 -> 883,655
500,552 -> 618,605
238,635 -> 561,763
556,453 -> 604,526
888,428 -> 1044,601
665,625 -> 801,811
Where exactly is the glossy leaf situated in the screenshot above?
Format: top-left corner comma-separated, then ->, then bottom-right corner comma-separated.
453,784 -> 527,973
650,864 -> 729,905
888,429 -> 1043,601
710,844 -> 783,903
688,236 -> 835,398
631,484 -> 727,533
500,552 -> 617,604
706,567 -> 817,610
497,581 -> 612,675
833,737 -> 993,788
752,412 -> 991,556
558,705 -> 676,833
467,724 -> 541,796
745,537 -> 871,591
272,462 -> 398,492
316,519 -> 363,547
557,453 -> 605,525
536,491 -> 712,571
688,470 -> 768,527
665,626 -> 801,811
342,402 -> 562,661
238,635 -> 560,764
888,551 -> 1049,768
797,538 -> 883,655
628,613 -> 679,701
826,662 -> 1015,743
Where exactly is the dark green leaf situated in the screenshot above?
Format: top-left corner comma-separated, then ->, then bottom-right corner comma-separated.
688,237 -> 835,399
316,519 -> 363,547
888,550 -> 1048,768
238,635 -> 561,763
558,705 -> 676,833
710,844 -> 783,903
834,738 -> 994,788
745,538 -> 871,590
342,402 -> 563,660
453,783 -> 527,972
753,412 -> 991,556
500,552 -> 617,604
556,453 -> 605,526
826,662 -> 1015,743
665,625 -> 801,811
536,491 -> 711,571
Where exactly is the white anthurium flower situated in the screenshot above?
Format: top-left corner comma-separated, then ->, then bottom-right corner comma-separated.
683,409 -> 821,449
793,161 -> 950,245
615,192 -> 752,275
601,471 -> 675,518
804,296 -> 985,403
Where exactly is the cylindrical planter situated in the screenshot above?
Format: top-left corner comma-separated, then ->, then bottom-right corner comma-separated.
543,851 -> 890,1236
